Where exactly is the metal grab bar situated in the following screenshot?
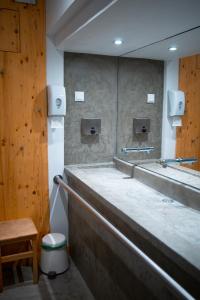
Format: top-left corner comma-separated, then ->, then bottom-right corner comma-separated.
54,175 -> 194,300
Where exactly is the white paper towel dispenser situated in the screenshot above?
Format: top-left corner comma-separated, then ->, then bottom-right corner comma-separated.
168,90 -> 185,126
47,85 -> 66,116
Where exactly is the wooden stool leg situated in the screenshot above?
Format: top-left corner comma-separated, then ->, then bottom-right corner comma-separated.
32,239 -> 38,284
0,247 -> 3,292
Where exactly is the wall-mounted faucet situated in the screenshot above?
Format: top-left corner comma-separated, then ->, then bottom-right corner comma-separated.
159,157 -> 197,168
121,146 -> 155,154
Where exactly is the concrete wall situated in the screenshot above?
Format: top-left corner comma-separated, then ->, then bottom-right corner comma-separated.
64,53 -> 164,164
117,58 -> 164,160
68,194 -> 154,300
64,53 -> 118,164
161,59 -> 179,159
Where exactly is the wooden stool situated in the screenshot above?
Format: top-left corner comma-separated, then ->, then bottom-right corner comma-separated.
0,218 -> 38,292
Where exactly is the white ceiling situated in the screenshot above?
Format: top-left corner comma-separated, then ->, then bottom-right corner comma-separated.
50,0 -> 200,60
128,27 -> 200,60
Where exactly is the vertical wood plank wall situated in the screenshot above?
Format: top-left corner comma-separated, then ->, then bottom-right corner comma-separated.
176,54 -> 200,171
0,0 -> 49,238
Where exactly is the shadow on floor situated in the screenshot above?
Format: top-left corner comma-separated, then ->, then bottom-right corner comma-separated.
0,258 -> 94,300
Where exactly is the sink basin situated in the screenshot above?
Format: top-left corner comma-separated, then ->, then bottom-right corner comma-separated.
114,157 -> 200,211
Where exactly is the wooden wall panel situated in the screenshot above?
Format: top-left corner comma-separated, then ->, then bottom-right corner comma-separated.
0,8 -> 20,53
176,54 -> 200,171
197,55 -> 200,69
0,0 -> 49,238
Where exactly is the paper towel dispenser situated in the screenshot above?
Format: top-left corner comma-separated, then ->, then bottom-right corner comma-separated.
168,90 -> 185,117
168,90 -> 185,127
81,119 -> 101,136
47,85 -> 66,116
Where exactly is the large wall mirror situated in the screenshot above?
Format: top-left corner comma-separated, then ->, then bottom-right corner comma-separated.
117,27 -> 200,171
63,2 -> 200,190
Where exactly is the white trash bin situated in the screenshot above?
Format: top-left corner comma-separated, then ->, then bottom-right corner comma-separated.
40,233 -> 69,277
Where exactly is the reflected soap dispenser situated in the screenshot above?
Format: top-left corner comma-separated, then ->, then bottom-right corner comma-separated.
168,90 -> 185,127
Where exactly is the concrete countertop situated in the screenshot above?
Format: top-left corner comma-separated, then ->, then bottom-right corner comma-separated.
65,163 -> 200,275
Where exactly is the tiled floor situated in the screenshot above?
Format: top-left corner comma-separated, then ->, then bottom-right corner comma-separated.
0,259 -> 94,300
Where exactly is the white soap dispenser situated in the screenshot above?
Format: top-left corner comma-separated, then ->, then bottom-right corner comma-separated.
168,90 -> 185,126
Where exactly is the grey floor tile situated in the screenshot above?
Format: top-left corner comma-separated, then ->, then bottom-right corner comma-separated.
0,259 -> 94,300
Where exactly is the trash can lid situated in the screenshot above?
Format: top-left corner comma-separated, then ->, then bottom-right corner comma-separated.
41,233 -> 67,249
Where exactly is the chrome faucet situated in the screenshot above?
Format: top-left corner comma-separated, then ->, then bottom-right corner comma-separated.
121,146 -> 154,154
159,157 -> 198,168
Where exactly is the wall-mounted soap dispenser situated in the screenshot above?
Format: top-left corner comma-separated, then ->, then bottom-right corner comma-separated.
133,118 -> 150,134
47,85 -> 66,116
168,90 -> 185,127
81,119 -> 101,136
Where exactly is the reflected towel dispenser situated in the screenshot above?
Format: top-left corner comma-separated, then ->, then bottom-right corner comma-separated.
133,118 -> 150,134
81,119 -> 101,136
168,90 -> 185,116
47,85 -> 66,116
168,90 -> 185,127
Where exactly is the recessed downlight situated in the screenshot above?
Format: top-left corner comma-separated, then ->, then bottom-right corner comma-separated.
114,39 -> 123,46
168,46 -> 177,51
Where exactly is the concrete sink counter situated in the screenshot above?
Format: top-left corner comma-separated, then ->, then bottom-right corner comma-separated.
114,157 -> 200,211
137,163 -> 200,190
65,162 -> 200,298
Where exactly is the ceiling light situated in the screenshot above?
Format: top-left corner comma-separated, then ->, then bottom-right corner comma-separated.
168,46 -> 177,51
114,39 -> 123,46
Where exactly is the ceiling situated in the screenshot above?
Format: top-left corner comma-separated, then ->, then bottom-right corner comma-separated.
49,0 -> 200,60
129,27 -> 200,60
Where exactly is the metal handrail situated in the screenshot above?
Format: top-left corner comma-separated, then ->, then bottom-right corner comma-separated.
54,175 -> 194,300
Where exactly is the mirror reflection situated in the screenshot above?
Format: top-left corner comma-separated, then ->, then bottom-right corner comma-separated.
63,1 -> 200,189
117,27 -> 200,185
